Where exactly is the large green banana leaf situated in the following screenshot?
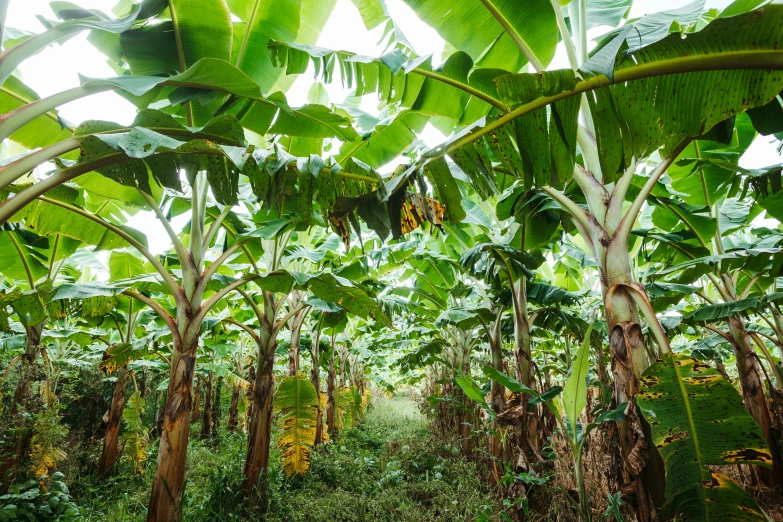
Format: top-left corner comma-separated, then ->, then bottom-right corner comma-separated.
0,2 -> 142,87
400,0 -> 558,72
637,354 -> 772,521
230,0 -> 337,133
268,42 -> 505,124
396,5 -> 783,204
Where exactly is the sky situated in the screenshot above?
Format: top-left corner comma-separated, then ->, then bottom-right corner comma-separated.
5,0 -> 782,255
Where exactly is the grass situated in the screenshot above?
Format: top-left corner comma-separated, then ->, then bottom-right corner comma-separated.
66,392 -> 500,521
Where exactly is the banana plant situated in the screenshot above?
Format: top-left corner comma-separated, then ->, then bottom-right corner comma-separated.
477,323 -> 626,522
209,208 -> 390,502
308,299 -> 346,444
0,218 -> 126,487
353,1 -> 783,510
93,297 -> 148,479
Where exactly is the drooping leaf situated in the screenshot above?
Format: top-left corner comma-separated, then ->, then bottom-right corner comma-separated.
400,0 -> 558,71
274,373 -> 319,477
100,343 -> 146,374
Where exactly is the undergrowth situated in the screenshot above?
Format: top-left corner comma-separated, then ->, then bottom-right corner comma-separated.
61,392 -> 500,521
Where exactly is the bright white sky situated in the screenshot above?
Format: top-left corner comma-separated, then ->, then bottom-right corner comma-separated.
5,0 -> 782,255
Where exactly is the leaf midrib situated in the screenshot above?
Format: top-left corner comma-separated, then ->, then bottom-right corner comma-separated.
0,86 -> 71,131
478,0 -> 544,71
235,0 -> 262,68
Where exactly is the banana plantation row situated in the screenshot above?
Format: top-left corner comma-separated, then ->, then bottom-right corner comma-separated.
1,0 -> 783,520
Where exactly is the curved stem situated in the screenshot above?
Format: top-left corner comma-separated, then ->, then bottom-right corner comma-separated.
0,22 -> 82,86
0,138 -> 81,191
571,162 -> 608,225
194,240 -> 246,299
190,274 -> 260,333
237,287 -> 265,324
273,303 -> 309,336
7,229 -> 35,287
612,141 -> 688,249
541,185 -> 596,236
0,152 -> 123,225
0,1 -> 8,57
0,85 -> 110,143
223,317 -> 261,344
203,205 -> 232,251
414,68 -> 506,110
551,0 -> 579,71
436,50 -> 783,161
205,208 -> 261,274
748,331 -> 783,392
48,234 -> 60,280
36,196 -> 185,306
122,289 -> 181,346
706,273 -> 732,303
740,274 -> 764,300
137,188 -> 190,271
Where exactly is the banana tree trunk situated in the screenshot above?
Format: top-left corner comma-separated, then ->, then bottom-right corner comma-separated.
727,315 -> 783,487
97,365 -> 130,479
310,343 -> 322,445
153,391 -> 165,437
212,376 -> 222,438
327,350 -> 336,439
146,338 -> 198,522
339,353 -> 347,387
441,379 -> 454,432
243,329 -> 275,505
191,375 -> 201,423
772,310 -> 783,361
512,278 -> 540,453
227,385 -> 240,432
245,366 -> 255,434
488,319 -> 506,413
201,370 -> 213,439
601,245 -> 657,521
288,310 -> 304,376
0,322 -> 44,490
546,146 -> 689,521
487,316 -> 506,483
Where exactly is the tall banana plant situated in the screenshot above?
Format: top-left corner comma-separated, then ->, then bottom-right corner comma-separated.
211,209 -> 390,503
332,2 -> 783,514
0,218 -> 126,487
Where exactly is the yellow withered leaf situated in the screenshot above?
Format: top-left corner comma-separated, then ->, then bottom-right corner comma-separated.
328,214 -> 351,249
274,374 -> 319,477
400,193 -> 446,235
